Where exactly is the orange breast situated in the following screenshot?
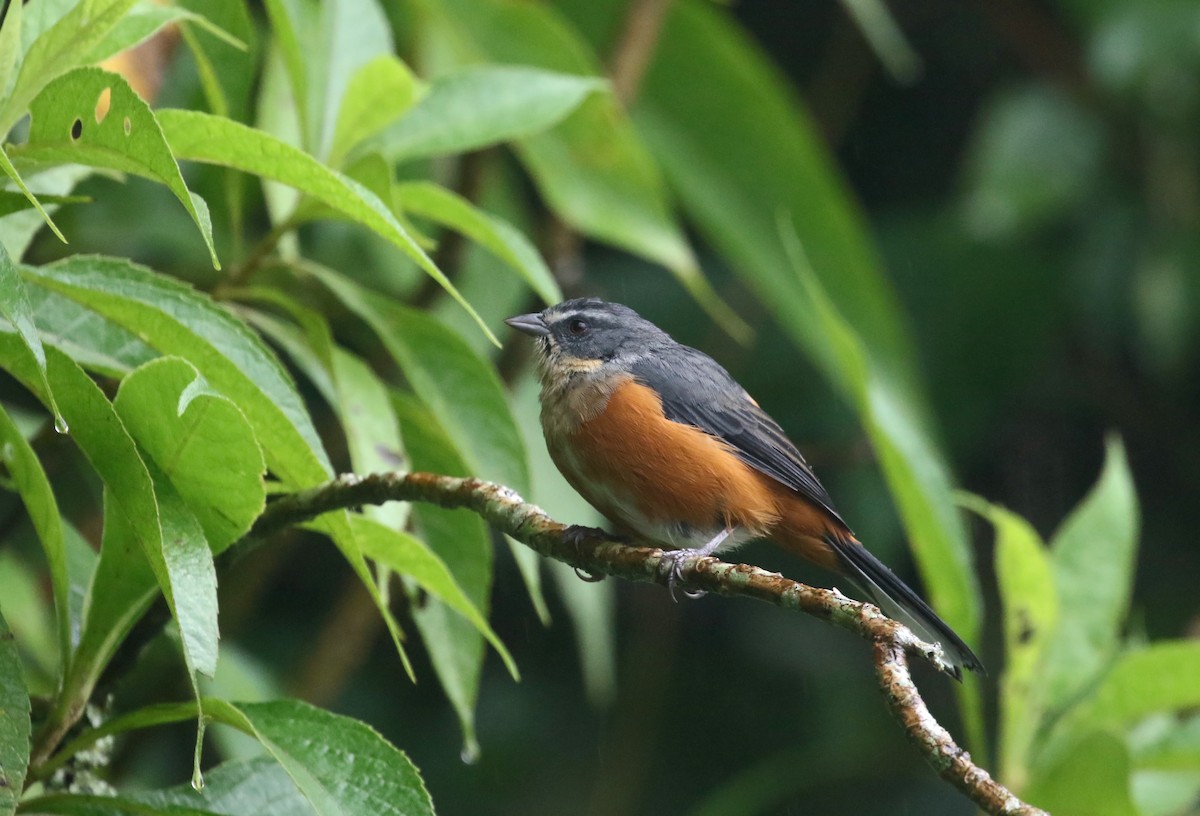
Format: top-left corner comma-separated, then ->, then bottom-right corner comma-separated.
549,377 -> 781,538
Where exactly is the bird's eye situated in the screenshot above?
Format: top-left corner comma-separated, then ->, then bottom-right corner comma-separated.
567,318 -> 589,336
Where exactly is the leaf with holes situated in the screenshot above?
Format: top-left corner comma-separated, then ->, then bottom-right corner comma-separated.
15,67 -> 220,268
0,0 -> 137,134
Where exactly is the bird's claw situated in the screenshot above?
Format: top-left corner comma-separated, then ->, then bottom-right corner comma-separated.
562,524 -> 622,547
659,550 -> 708,602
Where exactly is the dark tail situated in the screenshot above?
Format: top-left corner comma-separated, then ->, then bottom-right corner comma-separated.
826,534 -> 985,680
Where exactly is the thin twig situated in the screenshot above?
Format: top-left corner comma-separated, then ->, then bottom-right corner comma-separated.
246,471 -> 1047,816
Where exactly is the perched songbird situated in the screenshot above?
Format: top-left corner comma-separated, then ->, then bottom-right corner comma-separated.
507,298 -> 984,678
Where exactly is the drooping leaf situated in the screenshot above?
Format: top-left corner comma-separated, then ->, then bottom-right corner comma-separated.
0,607 -> 31,816
1043,437 -> 1140,711
369,64 -> 604,162
0,241 -> 61,427
16,67 -> 220,268
398,180 -> 561,305
0,143 -> 66,242
305,265 -> 546,614
0,402 -> 69,657
204,699 -> 435,816
392,392 -> 493,757
85,2 -> 245,66
156,108 -> 496,344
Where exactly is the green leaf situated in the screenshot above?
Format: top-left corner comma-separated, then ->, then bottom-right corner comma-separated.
0,608 -> 31,816
16,67 -> 220,268
0,0 -> 22,97
204,699 -> 435,816
156,108 -> 496,345
113,357 -> 266,552
307,0 -> 394,160
347,515 -> 516,679
1072,642 -> 1200,732
1025,731 -> 1139,816
0,241 -> 61,428
0,0 -> 137,135
177,0 -> 258,124
779,228 -> 985,747
398,180 -> 561,305
369,64 -> 603,161
0,190 -> 88,218
306,265 -> 546,614
392,393 -> 493,757
959,494 -> 1057,791
330,55 -> 420,167
85,2 -> 245,65
0,143 -> 66,243
1043,436 -> 1140,711
13,795 -> 220,815
0,402 -> 69,658
431,0 -> 749,341
632,0 -> 923,398
22,256 -> 413,679
261,0 -> 312,146
134,756 -> 314,816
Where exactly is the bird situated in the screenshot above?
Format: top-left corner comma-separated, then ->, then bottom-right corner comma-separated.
506,298 -> 984,679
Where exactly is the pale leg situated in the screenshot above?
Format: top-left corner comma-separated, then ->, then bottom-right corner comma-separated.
660,526 -> 734,600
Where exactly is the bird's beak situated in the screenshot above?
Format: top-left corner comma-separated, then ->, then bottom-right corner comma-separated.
505,312 -> 550,337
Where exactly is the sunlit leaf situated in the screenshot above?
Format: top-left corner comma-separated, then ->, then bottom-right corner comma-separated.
369,64 -> 603,161
17,67 -> 220,267
330,55 -> 421,167
1025,731 -> 1139,816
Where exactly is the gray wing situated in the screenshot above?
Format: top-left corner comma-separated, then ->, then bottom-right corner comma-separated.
631,346 -> 846,526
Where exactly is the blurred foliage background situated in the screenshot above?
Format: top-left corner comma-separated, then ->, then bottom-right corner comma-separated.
2,0 -> 1199,815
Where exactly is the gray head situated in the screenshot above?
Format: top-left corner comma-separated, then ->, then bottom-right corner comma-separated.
506,298 -> 671,374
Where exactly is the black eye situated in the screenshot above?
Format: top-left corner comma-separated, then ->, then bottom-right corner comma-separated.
567,318 -> 589,335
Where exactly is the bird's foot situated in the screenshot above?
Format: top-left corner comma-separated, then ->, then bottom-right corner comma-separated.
658,549 -> 709,602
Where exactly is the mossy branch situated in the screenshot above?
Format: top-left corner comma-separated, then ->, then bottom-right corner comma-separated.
250,471 -> 1046,816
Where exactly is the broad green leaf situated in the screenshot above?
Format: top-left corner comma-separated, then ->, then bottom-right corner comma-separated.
780,230 -> 984,747
431,0 -> 749,341
134,756 -> 314,816
392,393 -> 493,757
369,64 -> 603,161
1134,716 -> 1200,772
347,515 -> 516,679
1071,642 -> 1200,731
24,256 -> 328,480
0,0 -> 21,97
0,551 -> 57,688
22,256 -> 412,679
232,302 -> 336,408
113,357 -> 266,552
85,2 -> 245,65
398,180 -> 561,305
0,403 -> 69,657
16,67 -> 220,268
0,242 -> 61,428
23,281 -> 158,378
260,0 -> 313,145
14,795 -> 220,815
306,265 -> 546,613
1025,731 -> 1139,816
1043,437 -> 1139,711
960,494 -> 1057,791
0,0 -> 137,134
0,607 -> 31,816
330,55 -> 420,167
0,144 -> 66,242
204,699 -> 435,816
156,108 -> 496,345
632,0 -> 923,398
307,0 -> 393,160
